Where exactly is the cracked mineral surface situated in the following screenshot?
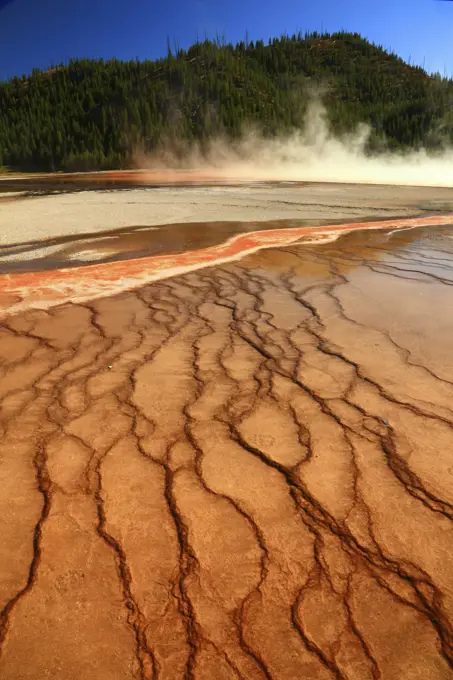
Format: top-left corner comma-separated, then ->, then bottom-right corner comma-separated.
1,183 -> 453,679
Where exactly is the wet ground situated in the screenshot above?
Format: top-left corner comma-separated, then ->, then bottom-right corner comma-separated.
1,178 -> 453,272
0,218 -> 389,273
0,216 -> 439,274
1,182 -> 453,678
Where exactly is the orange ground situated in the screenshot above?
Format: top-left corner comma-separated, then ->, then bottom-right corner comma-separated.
2,214 -> 453,316
1,217 -> 453,679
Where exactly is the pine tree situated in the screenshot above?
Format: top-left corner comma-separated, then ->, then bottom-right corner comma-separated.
0,32 -> 452,171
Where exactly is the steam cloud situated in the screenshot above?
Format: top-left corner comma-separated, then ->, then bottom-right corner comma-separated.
137,101 -> 453,188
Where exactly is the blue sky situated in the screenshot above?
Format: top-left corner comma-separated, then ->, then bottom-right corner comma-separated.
0,0 -> 452,81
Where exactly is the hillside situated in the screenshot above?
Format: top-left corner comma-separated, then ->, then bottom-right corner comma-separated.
1,31 -> 453,172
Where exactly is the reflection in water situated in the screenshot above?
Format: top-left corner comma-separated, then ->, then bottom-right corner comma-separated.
0,172 -> 299,196
2,216 -> 452,275
243,222 -> 453,277
1,213 -> 453,320
2,206 -> 453,678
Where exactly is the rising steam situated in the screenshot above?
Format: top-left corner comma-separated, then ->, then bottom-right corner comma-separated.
137,101 -> 453,188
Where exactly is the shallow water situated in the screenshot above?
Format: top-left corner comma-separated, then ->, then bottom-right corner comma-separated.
1,179 -> 453,677
1,221 -> 453,678
0,215 -> 424,273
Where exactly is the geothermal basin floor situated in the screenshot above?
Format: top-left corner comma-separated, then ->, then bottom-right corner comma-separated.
1,182 -> 453,679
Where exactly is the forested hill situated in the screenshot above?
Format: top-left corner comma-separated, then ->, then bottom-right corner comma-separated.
1,31 -> 453,172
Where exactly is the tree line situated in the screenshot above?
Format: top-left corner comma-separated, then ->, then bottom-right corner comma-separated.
1,31 -> 452,172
